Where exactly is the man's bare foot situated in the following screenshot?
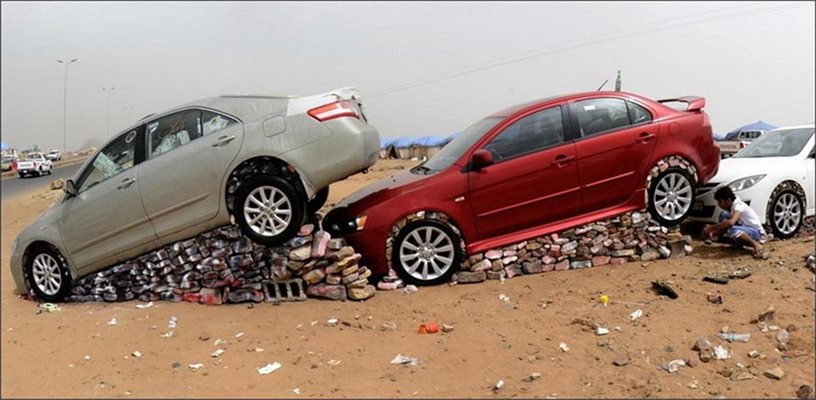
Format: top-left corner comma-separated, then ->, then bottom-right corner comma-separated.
753,246 -> 769,260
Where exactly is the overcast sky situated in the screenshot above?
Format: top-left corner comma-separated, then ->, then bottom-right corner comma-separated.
1,1 -> 814,151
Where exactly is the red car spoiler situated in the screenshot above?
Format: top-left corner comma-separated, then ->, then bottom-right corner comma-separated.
657,96 -> 706,112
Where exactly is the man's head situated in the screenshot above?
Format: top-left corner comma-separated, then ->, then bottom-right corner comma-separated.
714,186 -> 736,210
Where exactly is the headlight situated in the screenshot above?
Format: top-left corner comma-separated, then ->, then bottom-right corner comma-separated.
728,175 -> 766,192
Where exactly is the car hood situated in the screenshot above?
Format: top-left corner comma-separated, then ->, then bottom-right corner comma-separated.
710,156 -> 798,184
336,169 -> 431,212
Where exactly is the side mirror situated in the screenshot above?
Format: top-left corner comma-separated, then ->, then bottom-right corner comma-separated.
63,179 -> 78,197
471,149 -> 494,170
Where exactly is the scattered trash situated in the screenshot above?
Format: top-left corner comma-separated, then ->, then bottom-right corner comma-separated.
257,362 -> 282,375
235,332 -> 244,340
327,359 -> 342,366
107,317 -> 118,326
293,388 -> 301,395
327,318 -> 339,327
390,354 -> 420,366
135,302 -> 154,309
652,280 -> 679,299
213,338 -> 226,346
211,349 -> 225,358
717,332 -> 751,342
499,294 -> 513,308
199,333 -> 210,341
523,372 -> 542,382
441,324 -> 455,333
403,284 -> 418,294
663,359 -> 686,373
418,321 -> 439,334
706,292 -> 723,304
613,355 -> 629,366
775,329 -> 790,346
160,331 -> 175,338
629,309 -> 643,321
703,275 -> 729,285
598,294 -> 610,306
84,355 -> 91,361
595,326 -> 610,336
493,379 -> 505,392
380,321 -> 397,331
728,269 -> 752,279
253,348 -> 265,352
559,342 -> 570,352
747,350 -> 761,358
131,351 -> 142,358
39,303 -> 61,313
714,345 -> 730,360
753,305 -> 775,323
168,316 -> 178,329
763,366 -> 784,380
188,363 -> 204,370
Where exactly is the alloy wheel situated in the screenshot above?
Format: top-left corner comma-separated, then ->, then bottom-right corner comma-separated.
773,193 -> 801,235
243,186 -> 293,236
652,172 -> 693,222
32,253 -> 62,296
399,226 -> 455,282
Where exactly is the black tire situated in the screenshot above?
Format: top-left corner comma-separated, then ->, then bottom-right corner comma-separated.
25,244 -> 72,303
647,167 -> 696,227
767,185 -> 804,239
307,187 -> 330,215
391,219 -> 462,286
37,167 -> 43,177
233,175 -> 305,246
18,173 -> 25,179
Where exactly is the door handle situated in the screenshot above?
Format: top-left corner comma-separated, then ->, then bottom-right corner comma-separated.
212,135 -> 236,147
553,154 -> 575,167
117,177 -> 136,190
637,132 -> 656,143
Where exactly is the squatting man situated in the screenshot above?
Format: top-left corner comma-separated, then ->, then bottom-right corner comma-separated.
702,186 -> 769,259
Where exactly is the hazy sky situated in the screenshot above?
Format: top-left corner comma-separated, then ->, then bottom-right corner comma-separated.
2,1 -> 814,151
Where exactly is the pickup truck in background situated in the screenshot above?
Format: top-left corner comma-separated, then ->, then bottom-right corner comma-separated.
16,152 -> 53,178
716,129 -> 766,158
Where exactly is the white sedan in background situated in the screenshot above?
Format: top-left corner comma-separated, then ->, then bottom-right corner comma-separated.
689,124 -> 815,239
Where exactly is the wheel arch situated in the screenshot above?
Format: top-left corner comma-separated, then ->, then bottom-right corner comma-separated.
385,209 -> 468,272
22,240 -> 77,286
224,155 -> 313,215
765,179 -> 807,225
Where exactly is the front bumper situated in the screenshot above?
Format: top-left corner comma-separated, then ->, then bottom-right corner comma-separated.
324,208 -> 390,278
688,182 -> 764,224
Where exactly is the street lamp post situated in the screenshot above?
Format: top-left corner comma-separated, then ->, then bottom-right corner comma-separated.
57,58 -> 78,152
102,86 -> 116,136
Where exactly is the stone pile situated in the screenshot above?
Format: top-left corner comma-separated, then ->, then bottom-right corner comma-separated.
454,210 -> 692,283
64,224 -> 376,304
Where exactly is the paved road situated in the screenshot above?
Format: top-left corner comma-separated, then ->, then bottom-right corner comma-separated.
1,163 -> 84,199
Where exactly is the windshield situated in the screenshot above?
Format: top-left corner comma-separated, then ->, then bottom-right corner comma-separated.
734,128 -> 814,158
421,117 -> 504,172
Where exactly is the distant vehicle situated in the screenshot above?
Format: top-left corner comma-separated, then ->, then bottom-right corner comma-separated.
1,156 -> 15,171
46,149 -> 63,161
716,129 -> 767,158
10,87 -> 380,302
326,91 -> 720,286
690,125 -> 815,239
16,152 -> 53,178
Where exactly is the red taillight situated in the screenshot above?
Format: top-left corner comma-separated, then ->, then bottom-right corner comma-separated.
308,100 -> 360,122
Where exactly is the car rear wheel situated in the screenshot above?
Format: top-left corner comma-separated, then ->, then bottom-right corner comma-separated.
648,167 -> 695,226
25,245 -> 72,302
391,219 -> 462,286
234,175 -> 305,246
769,187 -> 803,239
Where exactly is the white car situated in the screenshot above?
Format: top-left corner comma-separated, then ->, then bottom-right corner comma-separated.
16,152 -> 53,178
689,125 -> 815,239
46,149 -> 62,161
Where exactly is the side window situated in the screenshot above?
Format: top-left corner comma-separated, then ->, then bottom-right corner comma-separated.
78,130 -> 138,192
485,106 -> 563,161
575,98 -> 631,137
202,110 -> 238,136
627,101 -> 652,125
147,109 -> 202,159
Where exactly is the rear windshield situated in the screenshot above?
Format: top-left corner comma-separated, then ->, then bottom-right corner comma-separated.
735,128 -> 814,158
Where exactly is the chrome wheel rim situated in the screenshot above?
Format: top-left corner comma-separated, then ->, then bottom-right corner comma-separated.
399,226 -> 455,281
653,172 -> 693,221
773,193 -> 801,235
32,253 -> 62,296
243,186 -> 292,237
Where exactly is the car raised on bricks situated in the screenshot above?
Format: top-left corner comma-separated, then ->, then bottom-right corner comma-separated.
11,87 -> 380,302
326,91 -> 720,286
689,124 -> 814,239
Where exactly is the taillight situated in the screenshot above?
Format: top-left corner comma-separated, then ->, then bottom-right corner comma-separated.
308,100 -> 360,122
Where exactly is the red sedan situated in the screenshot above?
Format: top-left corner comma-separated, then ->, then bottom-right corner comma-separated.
325,91 -> 720,285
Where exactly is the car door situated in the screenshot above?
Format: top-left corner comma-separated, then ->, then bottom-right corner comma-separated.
138,108 -> 244,238
571,97 -> 658,213
59,127 -> 157,272
468,105 -> 582,240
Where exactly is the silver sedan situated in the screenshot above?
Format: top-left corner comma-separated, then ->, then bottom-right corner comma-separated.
11,87 -> 379,302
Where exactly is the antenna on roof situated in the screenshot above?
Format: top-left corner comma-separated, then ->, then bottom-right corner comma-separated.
596,79 -> 608,91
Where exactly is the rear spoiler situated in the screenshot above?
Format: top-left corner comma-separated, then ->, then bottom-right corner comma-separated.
657,96 -> 705,112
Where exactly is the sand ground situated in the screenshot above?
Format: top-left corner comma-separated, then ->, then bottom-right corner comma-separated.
1,159 -> 814,398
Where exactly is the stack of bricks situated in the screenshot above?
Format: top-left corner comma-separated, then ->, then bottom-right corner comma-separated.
63,224 -> 375,304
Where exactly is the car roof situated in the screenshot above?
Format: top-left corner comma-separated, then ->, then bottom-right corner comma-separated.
488,91 -> 656,117
771,124 -> 815,131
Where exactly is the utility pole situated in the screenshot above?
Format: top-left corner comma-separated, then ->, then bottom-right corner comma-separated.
102,86 -> 116,136
57,58 -> 78,151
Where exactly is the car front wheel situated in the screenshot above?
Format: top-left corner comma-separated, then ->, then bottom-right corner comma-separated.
26,245 -> 72,302
234,175 -> 305,246
768,186 -> 804,239
391,219 -> 462,286
647,167 -> 695,226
